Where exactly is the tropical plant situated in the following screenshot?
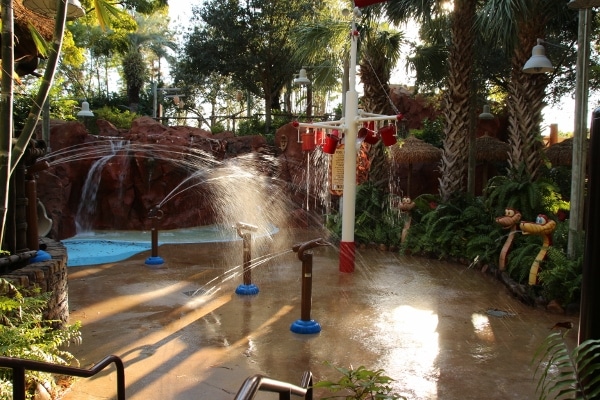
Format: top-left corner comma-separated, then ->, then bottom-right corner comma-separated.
532,330 -> 600,400
412,117 -> 444,148
538,246 -> 582,308
483,169 -> 566,222
401,193 -> 499,262
0,278 -> 82,398
313,362 -> 407,400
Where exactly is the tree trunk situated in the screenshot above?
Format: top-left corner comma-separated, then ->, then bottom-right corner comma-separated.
506,19 -> 548,182
438,0 -> 476,201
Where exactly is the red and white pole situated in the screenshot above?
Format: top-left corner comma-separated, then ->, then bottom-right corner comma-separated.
339,16 -> 360,273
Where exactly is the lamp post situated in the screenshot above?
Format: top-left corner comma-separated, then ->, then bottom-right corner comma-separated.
568,0 -> 599,345
293,68 -> 312,120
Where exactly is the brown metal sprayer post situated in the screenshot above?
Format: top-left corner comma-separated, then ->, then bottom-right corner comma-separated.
235,222 -> 259,295
145,207 -> 164,266
290,238 -> 329,334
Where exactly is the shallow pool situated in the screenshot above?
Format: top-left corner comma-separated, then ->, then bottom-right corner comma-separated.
62,224 -> 278,267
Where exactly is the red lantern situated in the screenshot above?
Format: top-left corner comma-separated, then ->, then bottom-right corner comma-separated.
379,125 -> 397,146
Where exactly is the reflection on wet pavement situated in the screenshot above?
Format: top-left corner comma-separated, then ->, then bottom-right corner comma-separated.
63,229 -> 578,400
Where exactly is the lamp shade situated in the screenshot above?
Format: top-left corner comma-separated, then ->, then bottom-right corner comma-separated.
568,0 -> 600,8
479,105 -> 494,120
23,0 -> 85,20
77,101 -> 94,118
293,68 -> 311,86
523,43 -> 554,74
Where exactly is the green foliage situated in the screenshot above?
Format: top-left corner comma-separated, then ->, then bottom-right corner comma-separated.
504,235 -> 542,284
402,194 -> 501,263
93,106 -> 138,129
411,117 -> 444,148
538,246 -> 583,307
314,362 -> 406,400
484,173 -> 566,222
325,182 -> 404,248
0,279 -> 81,398
532,331 -> 600,400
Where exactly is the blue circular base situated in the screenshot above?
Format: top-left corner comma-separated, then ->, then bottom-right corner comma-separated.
235,284 -> 260,295
30,250 -> 51,263
145,256 -> 164,266
290,319 -> 321,334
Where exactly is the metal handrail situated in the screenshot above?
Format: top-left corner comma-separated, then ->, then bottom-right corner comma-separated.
0,355 -> 126,400
234,371 -> 313,400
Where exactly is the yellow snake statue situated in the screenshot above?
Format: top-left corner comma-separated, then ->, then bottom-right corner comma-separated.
495,208 -> 522,271
519,214 -> 557,285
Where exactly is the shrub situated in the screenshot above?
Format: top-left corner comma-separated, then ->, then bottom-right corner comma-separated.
0,278 -> 81,398
314,362 -> 407,400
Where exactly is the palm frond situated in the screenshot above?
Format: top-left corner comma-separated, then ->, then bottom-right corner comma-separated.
533,331 -> 600,400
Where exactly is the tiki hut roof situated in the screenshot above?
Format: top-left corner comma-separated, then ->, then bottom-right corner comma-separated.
476,134 -> 510,162
544,137 -> 587,167
391,135 -> 442,164
2,0 -> 55,61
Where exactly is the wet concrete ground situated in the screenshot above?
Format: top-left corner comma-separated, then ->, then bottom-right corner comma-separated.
61,228 -> 578,399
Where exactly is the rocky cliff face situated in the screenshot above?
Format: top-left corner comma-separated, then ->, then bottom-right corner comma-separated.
36,117 -> 269,239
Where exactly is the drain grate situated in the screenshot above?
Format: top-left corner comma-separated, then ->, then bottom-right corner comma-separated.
183,288 -> 208,297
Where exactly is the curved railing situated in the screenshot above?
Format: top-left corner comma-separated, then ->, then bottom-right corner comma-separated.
0,354 -> 125,400
234,371 -> 313,400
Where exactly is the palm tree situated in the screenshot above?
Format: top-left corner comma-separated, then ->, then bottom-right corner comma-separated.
477,0 -> 574,182
119,12 -> 177,112
358,22 -> 403,190
385,0 -> 477,201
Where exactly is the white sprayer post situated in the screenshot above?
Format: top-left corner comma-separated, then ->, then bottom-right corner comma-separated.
338,18 -> 360,273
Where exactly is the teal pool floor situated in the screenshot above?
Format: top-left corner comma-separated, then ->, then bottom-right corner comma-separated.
62,225 -> 277,267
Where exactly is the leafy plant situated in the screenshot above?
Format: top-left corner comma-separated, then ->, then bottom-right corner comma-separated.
484,172 -> 566,222
532,330 -> 600,399
401,193 -> 500,262
0,278 -> 82,398
538,246 -> 583,307
314,362 -> 406,400
325,182 -> 404,248
412,117 -> 444,148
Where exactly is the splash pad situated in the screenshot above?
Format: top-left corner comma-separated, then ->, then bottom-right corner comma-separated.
62,224 -> 279,267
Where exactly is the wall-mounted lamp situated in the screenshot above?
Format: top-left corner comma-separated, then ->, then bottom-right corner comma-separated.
568,0 -> 600,9
23,0 -> 85,20
76,101 -> 94,118
523,39 -> 555,74
479,104 -> 494,120
293,68 -> 311,86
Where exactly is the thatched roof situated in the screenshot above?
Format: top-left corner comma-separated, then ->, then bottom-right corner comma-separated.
544,138 -> 584,167
391,135 -> 442,164
476,135 -> 510,162
1,0 -> 55,60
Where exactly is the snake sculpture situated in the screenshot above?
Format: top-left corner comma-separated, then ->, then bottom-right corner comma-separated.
520,214 -> 557,285
495,208 -> 522,271
398,196 -> 416,244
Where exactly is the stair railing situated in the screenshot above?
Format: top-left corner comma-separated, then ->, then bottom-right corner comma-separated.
234,370 -> 313,400
0,354 -> 125,400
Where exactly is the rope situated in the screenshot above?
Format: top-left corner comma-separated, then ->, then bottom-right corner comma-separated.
363,54 -> 399,114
